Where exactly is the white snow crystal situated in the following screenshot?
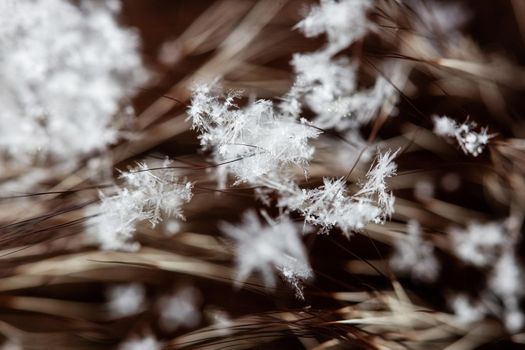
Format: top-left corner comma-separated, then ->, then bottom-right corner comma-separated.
188,82 -> 321,186
355,150 -> 398,216
87,161 -> 193,251
290,53 -> 401,131
284,177 -> 381,235
0,0 -> 148,165
119,163 -> 193,227
292,52 -> 357,111
433,115 -> 492,156
433,115 -> 460,137
220,211 -> 312,296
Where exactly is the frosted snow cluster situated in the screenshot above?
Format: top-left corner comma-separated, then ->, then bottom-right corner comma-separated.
276,150 -> 398,235
0,0 -> 147,165
187,0 -> 401,297
87,161 -> 193,251
187,0 -> 400,239
284,177 -> 381,235
433,115 -> 492,156
294,57 -> 400,131
220,211 -> 312,297
188,82 -> 321,186
290,0 -> 401,132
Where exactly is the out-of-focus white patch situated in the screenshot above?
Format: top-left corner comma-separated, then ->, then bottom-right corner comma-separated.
164,219 -> 182,236
0,0 -> 148,166
158,287 -> 201,331
450,294 -> 486,325
220,210 -> 312,297
412,1 -> 471,41
107,283 -> 146,318
449,221 -> 506,267
295,0 -> 372,53
207,309 -> 233,336
119,335 -> 160,350
390,220 -> 440,282
414,179 -> 435,200
489,248 -> 524,332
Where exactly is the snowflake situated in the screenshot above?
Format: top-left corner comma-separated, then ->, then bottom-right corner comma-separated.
433,115 -> 492,156
87,161 -> 193,251
220,211 -> 312,297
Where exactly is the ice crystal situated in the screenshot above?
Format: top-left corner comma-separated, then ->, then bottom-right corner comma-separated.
220,211 -> 312,296
292,52 -> 357,112
278,150 -> 398,235
188,82 -> 321,185
291,1 -> 401,132
433,115 -> 492,156
87,161 -> 193,251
